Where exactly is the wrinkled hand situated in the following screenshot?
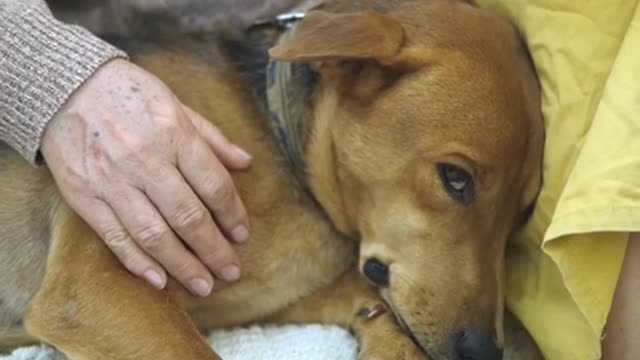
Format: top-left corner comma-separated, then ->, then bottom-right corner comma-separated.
41,59 -> 252,297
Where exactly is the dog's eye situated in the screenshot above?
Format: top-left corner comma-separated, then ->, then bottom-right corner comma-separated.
438,164 -> 474,204
363,258 -> 389,287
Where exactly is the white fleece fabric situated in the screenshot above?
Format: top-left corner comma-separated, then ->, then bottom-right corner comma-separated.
0,325 -> 358,360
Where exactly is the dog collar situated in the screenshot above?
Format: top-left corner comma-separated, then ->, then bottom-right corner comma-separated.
249,8 -> 317,190
264,20 -> 309,187
252,12 -> 306,30
252,3 -> 322,192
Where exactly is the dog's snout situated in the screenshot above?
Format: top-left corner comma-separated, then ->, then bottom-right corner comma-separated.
450,329 -> 502,360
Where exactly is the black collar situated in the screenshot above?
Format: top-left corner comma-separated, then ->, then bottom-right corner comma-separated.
248,12 -> 315,190
264,20 -> 309,187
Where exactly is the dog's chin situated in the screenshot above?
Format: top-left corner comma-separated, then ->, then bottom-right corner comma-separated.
381,291 -> 447,360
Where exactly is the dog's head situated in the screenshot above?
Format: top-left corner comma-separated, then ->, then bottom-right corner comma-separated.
271,1 -> 543,359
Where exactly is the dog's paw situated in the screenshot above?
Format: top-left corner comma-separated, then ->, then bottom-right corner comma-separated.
355,306 -> 428,360
357,335 -> 425,360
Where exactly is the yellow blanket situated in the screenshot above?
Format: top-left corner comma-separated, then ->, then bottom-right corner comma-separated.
474,0 -> 640,359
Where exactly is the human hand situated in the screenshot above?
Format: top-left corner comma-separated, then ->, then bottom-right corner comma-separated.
41,59 -> 252,297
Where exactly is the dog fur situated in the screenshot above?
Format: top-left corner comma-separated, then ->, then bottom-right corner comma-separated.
48,0 -> 318,35
1,0 -> 544,359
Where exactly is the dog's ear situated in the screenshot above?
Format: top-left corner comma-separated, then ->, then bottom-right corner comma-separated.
269,10 -> 435,99
269,10 -> 405,65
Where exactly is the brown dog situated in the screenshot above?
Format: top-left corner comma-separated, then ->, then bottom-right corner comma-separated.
0,0 -> 544,359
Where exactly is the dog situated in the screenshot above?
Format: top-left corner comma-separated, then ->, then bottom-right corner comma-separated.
0,0 -> 545,359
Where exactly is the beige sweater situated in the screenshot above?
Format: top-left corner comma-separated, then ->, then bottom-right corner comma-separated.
0,0 -> 126,164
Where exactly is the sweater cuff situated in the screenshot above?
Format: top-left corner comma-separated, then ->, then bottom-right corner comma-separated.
0,2 -> 127,165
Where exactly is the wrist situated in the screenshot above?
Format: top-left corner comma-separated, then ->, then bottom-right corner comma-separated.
0,1 -> 127,165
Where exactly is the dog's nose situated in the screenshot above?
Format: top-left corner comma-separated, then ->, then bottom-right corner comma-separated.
450,329 -> 502,360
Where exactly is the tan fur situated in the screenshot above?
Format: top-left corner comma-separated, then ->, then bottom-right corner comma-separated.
1,1 -> 543,359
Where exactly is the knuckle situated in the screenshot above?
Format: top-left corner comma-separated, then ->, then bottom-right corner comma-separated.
112,141 -> 149,169
172,203 -> 207,232
134,224 -> 170,251
93,156 -> 115,180
201,249 -> 231,268
101,226 -> 144,271
102,226 -> 130,249
172,260 -> 202,280
209,177 -> 235,205
164,103 -> 182,119
123,141 -> 150,163
128,142 -> 149,157
143,163 -> 172,182
159,117 -> 181,134
154,108 -> 182,130
113,125 -> 145,152
113,246 -> 141,272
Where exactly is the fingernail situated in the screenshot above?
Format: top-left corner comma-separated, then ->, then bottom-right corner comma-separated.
144,270 -> 166,290
221,265 -> 240,282
231,225 -> 250,243
191,278 -> 212,297
233,145 -> 252,162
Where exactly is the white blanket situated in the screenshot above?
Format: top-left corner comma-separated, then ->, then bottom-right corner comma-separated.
0,325 -> 358,360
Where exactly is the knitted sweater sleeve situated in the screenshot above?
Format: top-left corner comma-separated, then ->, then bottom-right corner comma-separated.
0,0 -> 127,165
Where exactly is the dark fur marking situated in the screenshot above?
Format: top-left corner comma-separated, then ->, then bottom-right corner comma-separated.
218,34 -> 273,107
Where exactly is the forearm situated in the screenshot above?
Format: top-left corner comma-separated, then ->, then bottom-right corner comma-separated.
601,233 -> 640,359
0,0 -> 126,164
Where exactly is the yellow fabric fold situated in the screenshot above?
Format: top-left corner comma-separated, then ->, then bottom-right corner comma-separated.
474,0 -> 640,358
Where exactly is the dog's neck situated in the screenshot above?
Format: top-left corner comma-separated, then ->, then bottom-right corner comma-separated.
226,14 -> 355,233
263,25 -> 316,189
231,15 -> 320,190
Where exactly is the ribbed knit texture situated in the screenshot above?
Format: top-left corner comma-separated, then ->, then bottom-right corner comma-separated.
0,0 -> 127,165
